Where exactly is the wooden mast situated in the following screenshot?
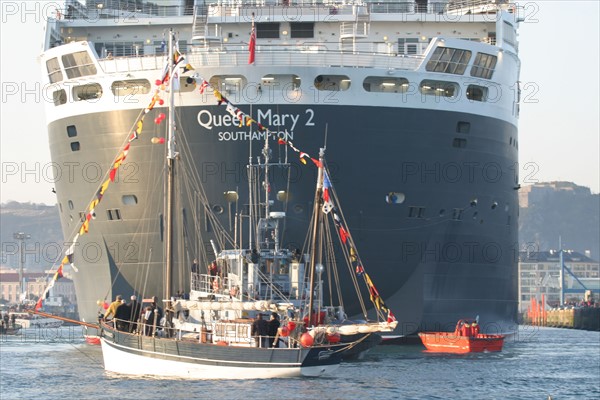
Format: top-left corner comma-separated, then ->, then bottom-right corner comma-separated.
307,147 -> 325,326
165,29 -> 176,302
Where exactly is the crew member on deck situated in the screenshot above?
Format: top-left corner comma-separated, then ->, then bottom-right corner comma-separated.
251,313 -> 269,348
104,295 -> 123,321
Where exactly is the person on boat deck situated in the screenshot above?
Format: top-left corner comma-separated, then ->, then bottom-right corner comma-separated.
103,295 -> 123,321
10,313 -> 16,328
191,259 -> 199,274
471,321 -> 480,336
144,296 -> 163,336
143,306 -> 154,336
209,261 -> 218,277
128,295 -> 141,333
268,312 -> 281,348
114,299 -> 130,332
251,313 -> 269,348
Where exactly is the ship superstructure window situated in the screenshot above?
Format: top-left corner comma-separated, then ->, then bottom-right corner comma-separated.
470,53 -> 497,79
67,125 -> 78,137
46,57 -> 63,83
466,85 -> 488,102
53,89 -> 67,106
122,195 -> 138,205
426,47 -> 471,75
68,200 -> 74,210
314,75 -> 351,91
257,23 -> 280,39
290,22 -> 314,39
70,142 -> 81,151
397,38 -> 419,55
73,83 -> 103,101
107,209 -> 122,221
209,75 -> 247,95
61,51 -> 97,79
111,79 -> 151,96
419,80 -> 458,98
363,77 -> 409,93
261,74 -> 301,90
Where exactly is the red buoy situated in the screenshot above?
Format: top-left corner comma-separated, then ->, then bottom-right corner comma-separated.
300,332 -> 314,347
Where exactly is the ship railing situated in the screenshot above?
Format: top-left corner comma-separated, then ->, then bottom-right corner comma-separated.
205,1 -> 362,17
97,48 -> 425,74
61,0 -> 192,21
445,0 -> 504,14
191,273 -> 234,295
201,0 -> 502,17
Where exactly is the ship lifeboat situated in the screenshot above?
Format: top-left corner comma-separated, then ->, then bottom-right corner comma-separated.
418,319 -> 504,354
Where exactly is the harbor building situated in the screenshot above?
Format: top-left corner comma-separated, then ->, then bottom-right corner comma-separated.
518,251 -> 599,312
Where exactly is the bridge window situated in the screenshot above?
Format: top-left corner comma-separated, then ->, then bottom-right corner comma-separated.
70,142 -> 81,151
62,51 -> 97,79
46,57 -> 63,83
470,53 -> 497,79
426,47 -> 471,75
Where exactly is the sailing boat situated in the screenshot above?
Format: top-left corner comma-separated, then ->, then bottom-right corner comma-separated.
97,31 -> 396,378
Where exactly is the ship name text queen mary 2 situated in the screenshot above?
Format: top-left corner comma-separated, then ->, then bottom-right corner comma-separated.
40,0 -> 522,338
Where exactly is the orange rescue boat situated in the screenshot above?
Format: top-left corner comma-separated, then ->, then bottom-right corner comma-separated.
418,318 -> 504,354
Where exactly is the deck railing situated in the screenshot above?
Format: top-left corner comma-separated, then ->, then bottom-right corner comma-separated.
98,48 -> 425,74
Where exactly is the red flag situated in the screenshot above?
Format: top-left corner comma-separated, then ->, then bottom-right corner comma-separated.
339,226 -> 349,243
248,22 -> 256,64
387,310 -> 396,323
199,80 -> 209,94
35,298 -> 43,311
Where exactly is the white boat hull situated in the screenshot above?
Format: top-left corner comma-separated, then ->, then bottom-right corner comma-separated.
100,335 -> 340,379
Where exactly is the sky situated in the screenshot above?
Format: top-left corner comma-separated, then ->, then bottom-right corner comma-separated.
0,1 -> 598,206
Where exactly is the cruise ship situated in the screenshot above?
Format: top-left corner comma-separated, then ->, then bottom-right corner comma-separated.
41,0 -> 522,336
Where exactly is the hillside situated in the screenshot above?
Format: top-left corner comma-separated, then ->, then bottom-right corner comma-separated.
519,182 -> 600,260
0,201 -> 63,271
1,182 -> 598,270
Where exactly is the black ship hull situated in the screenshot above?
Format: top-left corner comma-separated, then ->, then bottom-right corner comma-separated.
49,104 -> 518,335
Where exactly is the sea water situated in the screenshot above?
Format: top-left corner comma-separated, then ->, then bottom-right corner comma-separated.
1,326 -> 598,400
